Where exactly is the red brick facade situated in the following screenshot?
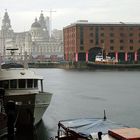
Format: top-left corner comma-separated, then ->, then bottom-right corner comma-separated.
63,22 -> 140,62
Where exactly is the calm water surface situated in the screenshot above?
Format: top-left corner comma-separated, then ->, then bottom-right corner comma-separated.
33,68 -> 140,139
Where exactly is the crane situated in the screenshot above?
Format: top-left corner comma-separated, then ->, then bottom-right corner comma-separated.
47,9 -> 56,37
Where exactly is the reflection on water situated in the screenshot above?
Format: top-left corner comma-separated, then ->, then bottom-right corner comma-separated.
35,120 -> 49,140
32,68 -> 140,139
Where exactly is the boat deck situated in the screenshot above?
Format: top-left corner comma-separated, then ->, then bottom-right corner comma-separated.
56,118 -> 140,140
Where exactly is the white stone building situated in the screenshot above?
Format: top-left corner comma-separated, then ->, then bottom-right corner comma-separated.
0,10 -> 64,62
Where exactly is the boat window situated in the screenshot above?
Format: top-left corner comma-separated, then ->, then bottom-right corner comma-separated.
34,79 -> 38,88
2,80 -> 9,89
27,79 -> 33,88
10,80 -> 17,89
18,79 -> 26,88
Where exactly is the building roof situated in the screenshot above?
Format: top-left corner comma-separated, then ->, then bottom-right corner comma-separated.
63,21 -> 140,29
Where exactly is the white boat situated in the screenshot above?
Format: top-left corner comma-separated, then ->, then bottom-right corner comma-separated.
95,53 -> 118,64
0,49 -> 52,125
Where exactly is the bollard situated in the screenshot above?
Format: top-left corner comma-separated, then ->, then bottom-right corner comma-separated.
98,131 -> 103,140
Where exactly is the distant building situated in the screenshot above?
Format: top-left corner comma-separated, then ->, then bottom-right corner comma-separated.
63,21 -> 140,62
0,10 -> 64,62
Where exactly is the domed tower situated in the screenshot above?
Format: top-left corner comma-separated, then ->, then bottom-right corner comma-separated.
39,11 -> 47,30
38,11 -> 49,40
30,18 -> 43,41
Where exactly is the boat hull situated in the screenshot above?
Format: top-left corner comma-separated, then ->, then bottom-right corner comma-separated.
4,92 -> 52,126
0,113 -> 7,138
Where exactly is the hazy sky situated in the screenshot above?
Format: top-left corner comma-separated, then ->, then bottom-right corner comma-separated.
0,0 -> 140,32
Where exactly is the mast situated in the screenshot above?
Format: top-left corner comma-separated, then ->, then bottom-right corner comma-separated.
102,43 -> 104,57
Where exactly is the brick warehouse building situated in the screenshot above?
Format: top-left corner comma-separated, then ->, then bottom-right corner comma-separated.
63,21 -> 140,63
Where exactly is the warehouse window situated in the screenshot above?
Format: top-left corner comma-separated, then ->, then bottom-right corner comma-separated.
129,33 -> 133,37
110,46 -> 114,50
90,33 -> 93,37
110,27 -> 114,30
129,27 -> 133,30
100,27 -> 104,30
101,40 -> 104,43
89,27 -> 93,30
130,46 -> 133,50
101,33 -> 104,37
110,40 -> 114,43
90,39 -> 93,43
120,46 -> 124,50
129,40 -> 133,43
120,33 -> 124,37
110,33 -> 114,37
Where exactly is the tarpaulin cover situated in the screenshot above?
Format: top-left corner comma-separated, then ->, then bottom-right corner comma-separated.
59,118 -> 127,138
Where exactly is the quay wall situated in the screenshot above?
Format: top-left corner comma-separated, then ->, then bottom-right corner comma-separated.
28,62 -> 140,70
28,62 -> 88,69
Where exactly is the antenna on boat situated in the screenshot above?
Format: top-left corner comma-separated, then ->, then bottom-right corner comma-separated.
103,109 -> 107,121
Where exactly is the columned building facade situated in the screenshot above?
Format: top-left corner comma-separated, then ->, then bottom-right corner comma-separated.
0,10 -> 64,62
63,21 -> 140,63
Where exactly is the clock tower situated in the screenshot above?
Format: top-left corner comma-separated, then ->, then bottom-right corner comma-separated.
1,9 -> 12,31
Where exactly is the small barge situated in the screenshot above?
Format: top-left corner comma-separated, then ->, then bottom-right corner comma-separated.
55,112 -> 140,140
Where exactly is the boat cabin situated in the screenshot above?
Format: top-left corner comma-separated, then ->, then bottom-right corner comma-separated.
0,63 -> 44,93
95,55 -> 104,62
95,54 -> 118,64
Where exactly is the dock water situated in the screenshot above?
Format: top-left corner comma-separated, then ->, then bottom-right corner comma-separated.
0,100 -> 39,140
1,122 -> 38,140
